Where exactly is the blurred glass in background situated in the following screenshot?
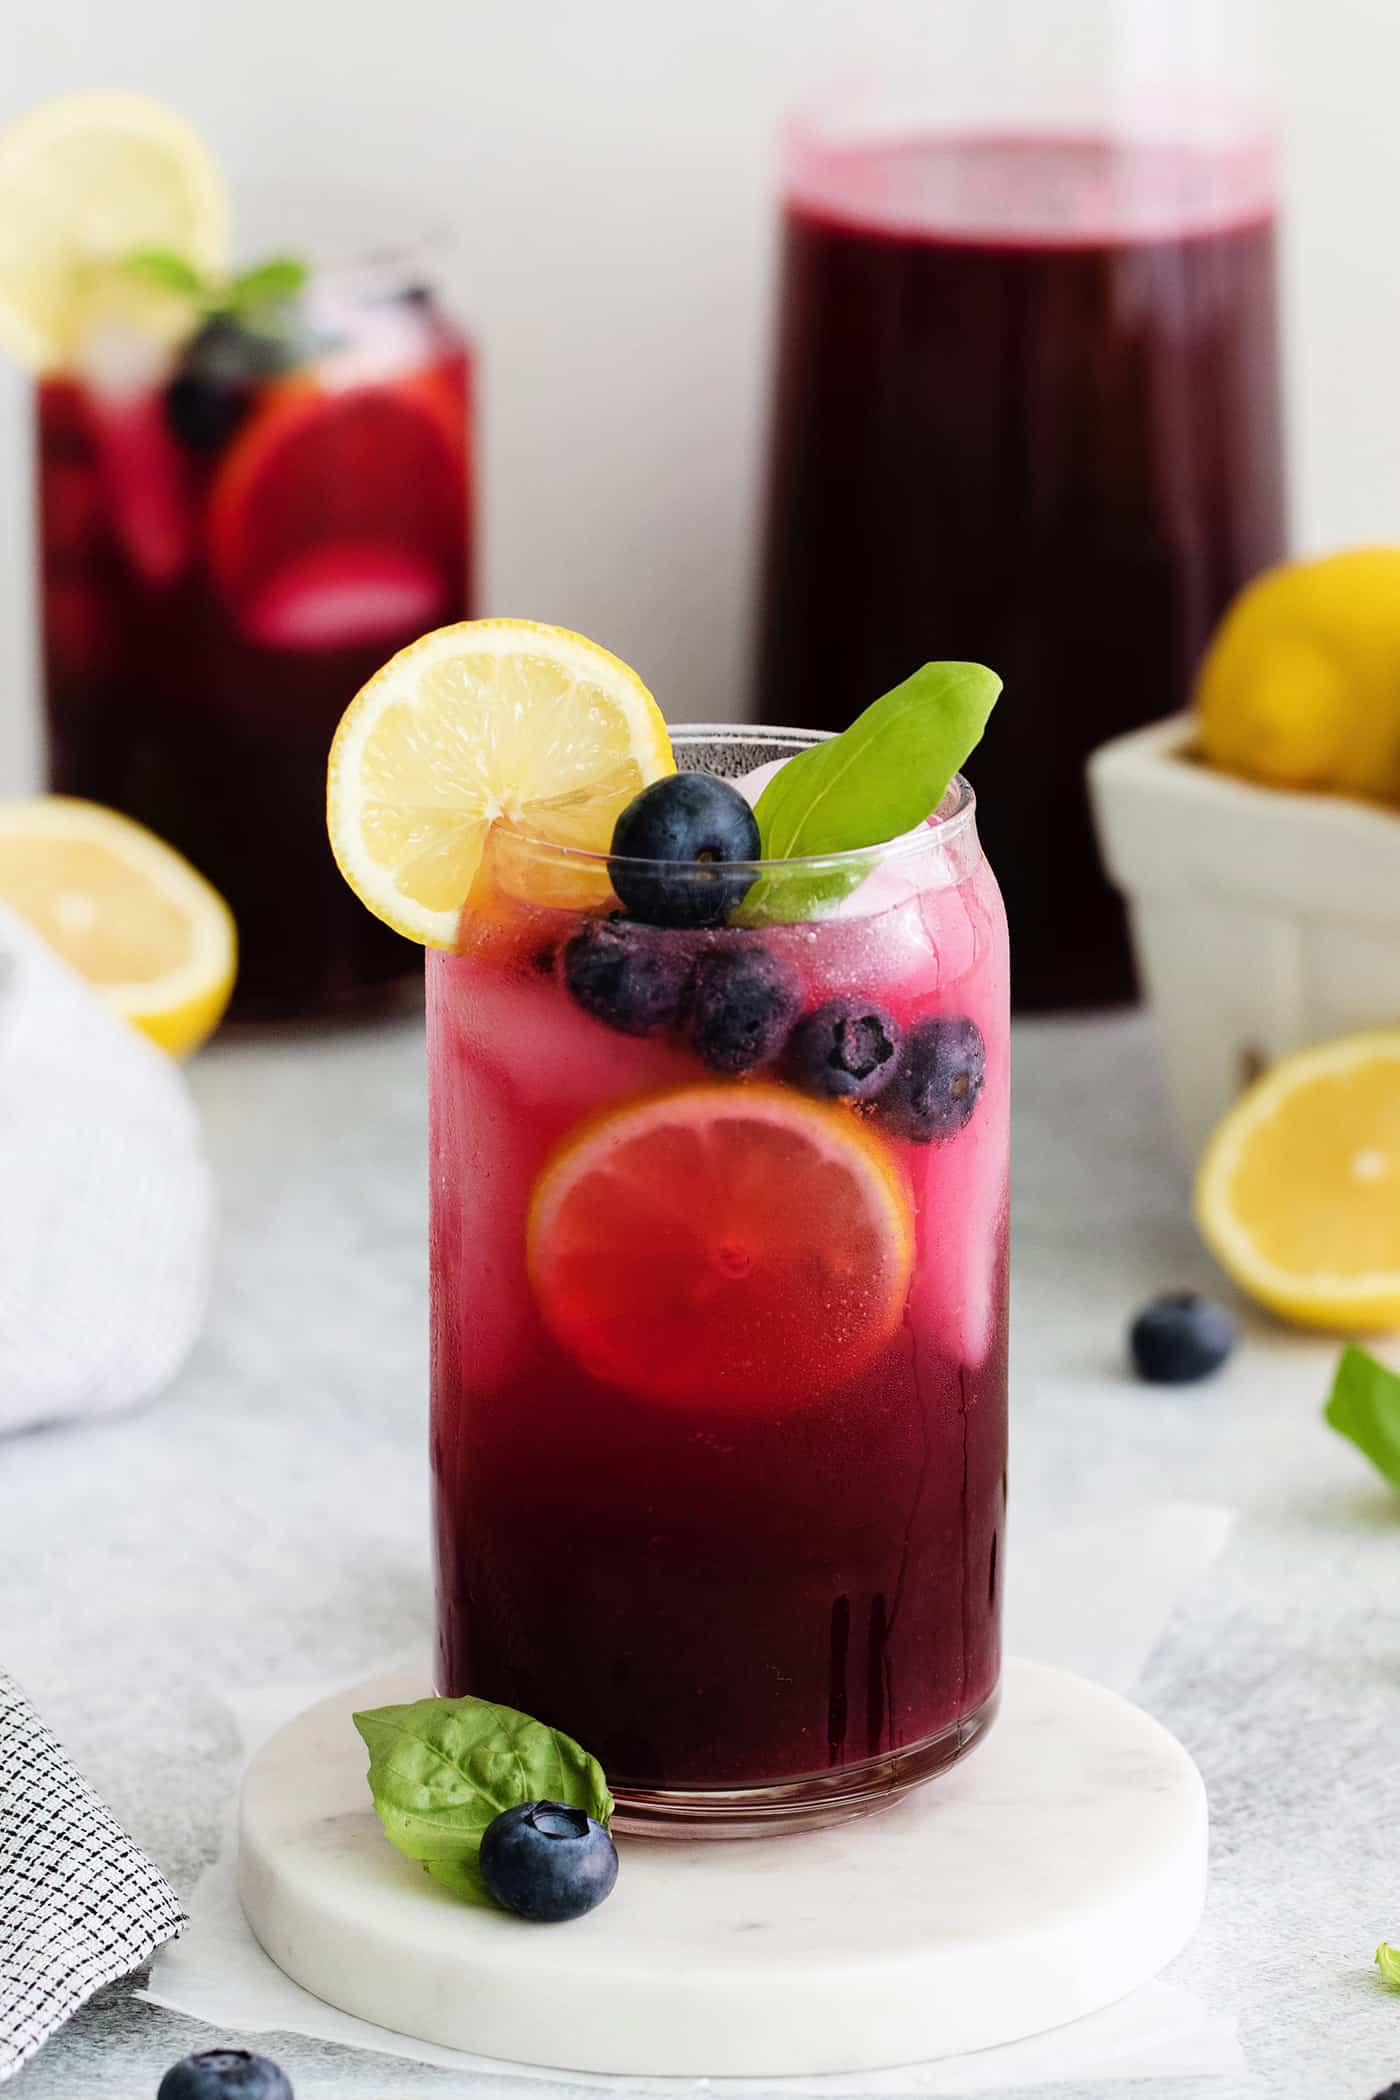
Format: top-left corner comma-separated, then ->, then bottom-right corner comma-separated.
753,0 -> 1286,1010
37,244 -> 473,1020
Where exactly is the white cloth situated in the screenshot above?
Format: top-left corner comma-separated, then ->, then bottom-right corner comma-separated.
0,903 -> 212,1434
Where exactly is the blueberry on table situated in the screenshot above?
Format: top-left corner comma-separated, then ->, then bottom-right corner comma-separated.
788,996 -> 902,1101
562,914 -> 693,1035
690,943 -> 801,1074
610,774 -> 761,928
1129,1293 -> 1235,1385
157,2050 -> 293,2100
479,1799 -> 618,1922
879,1016 -> 986,1142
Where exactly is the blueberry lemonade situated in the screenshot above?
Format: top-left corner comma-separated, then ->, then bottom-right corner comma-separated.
0,95 -> 471,1017
328,621 -> 1009,1835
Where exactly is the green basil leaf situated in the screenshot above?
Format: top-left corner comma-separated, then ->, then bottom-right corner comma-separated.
1377,1942 -> 1400,1988
230,257 -> 309,315
743,661 -> 1001,923
353,1694 -> 614,1909
1324,1345 -> 1400,1492
119,247 -> 209,300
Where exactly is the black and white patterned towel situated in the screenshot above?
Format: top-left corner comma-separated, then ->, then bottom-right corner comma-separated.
0,1671 -> 185,2081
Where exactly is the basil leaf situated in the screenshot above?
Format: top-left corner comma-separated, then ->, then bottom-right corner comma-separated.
353,1694 -> 614,1909
119,248 -> 209,300
230,257 -> 309,315
743,661 -> 1001,923
1378,1943 -> 1400,1988
1324,1345 -> 1400,1492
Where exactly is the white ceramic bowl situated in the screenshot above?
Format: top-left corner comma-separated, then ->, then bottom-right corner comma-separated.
1089,715 -> 1400,1164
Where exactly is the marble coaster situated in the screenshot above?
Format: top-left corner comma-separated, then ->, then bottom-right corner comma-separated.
238,1660 -> 1207,2078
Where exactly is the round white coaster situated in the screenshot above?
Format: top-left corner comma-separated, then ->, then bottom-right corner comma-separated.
238,1659 -> 1207,2078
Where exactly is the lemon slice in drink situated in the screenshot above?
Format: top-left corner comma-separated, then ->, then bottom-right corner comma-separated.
0,93 -> 229,371
327,619 -> 676,947
1195,1031 -> 1400,1331
0,798 -> 236,1057
528,1082 -> 915,1408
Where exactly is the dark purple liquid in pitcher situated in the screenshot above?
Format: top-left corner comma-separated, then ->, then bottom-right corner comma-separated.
755,135 -> 1286,1009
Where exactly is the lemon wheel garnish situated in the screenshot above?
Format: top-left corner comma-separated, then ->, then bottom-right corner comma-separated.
326,619 -> 675,948
0,797 -> 236,1058
1195,1031 -> 1400,1332
0,93 -> 229,371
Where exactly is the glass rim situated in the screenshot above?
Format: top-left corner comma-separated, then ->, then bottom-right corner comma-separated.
306,234 -> 453,299
505,724 -> 978,879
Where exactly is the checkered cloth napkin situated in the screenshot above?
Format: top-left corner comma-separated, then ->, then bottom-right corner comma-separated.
0,1671 -> 185,2080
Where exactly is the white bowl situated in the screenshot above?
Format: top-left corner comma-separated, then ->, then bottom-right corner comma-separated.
1088,715 -> 1400,1164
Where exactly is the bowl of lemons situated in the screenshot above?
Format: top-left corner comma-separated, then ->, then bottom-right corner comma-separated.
1089,546 -> 1400,1166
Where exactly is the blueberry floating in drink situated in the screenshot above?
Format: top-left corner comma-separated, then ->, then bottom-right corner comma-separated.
609,772 -> 761,928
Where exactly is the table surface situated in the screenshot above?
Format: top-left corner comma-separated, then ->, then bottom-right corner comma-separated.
4,1011 -> 1397,2100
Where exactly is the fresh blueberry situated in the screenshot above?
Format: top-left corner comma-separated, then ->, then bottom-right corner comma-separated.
878,1016 -> 986,1142
609,774 -> 760,929
690,943 -> 801,1074
1129,1293 -> 1235,1385
163,316 -> 298,452
157,2050 -> 293,2100
788,997 -> 902,1102
479,1799 -> 618,1923
562,914 -> 692,1035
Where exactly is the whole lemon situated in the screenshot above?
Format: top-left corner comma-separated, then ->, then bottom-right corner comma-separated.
1195,547 -> 1400,805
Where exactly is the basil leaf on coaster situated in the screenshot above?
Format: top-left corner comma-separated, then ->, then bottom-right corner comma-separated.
1325,1344 -> 1400,1491
742,661 -> 1002,923
354,1694 -> 614,1909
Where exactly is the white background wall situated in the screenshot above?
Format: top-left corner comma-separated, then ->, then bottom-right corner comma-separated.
1,0 -> 1396,791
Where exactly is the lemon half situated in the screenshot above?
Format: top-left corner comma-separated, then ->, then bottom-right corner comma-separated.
1195,1031 -> 1400,1331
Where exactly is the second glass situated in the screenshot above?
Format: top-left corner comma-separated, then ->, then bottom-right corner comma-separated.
429,730 -> 1009,1836
754,0 -> 1286,1009
38,260 -> 473,1017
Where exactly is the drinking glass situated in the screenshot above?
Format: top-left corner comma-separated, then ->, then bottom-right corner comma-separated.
38,259 -> 473,1017
429,729 -> 1009,1836
754,0 -> 1284,1009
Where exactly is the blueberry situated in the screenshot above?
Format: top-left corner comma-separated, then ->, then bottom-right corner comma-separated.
690,944 -> 801,1074
1129,1293 -> 1235,1385
479,1799 -> 618,1922
610,774 -> 760,929
788,997 -> 902,1102
164,316 -> 298,452
562,915 -> 692,1035
879,1017 -> 986,1142
157,2050 -> 292,2100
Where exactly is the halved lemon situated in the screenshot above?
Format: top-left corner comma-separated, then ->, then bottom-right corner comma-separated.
527,1083 -> 915,1408
0,93 -> 230,371
327,619 -> 675,947
1195,1032 -> 1400,1331
0,798 -> 236,1058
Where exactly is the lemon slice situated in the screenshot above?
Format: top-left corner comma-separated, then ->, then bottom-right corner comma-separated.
0,92 -> 229,371
327,618 -> 675,947
527,1082 -> 915,1408
0,798 -> 236,1058
1195,1031 -> 1400,1331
